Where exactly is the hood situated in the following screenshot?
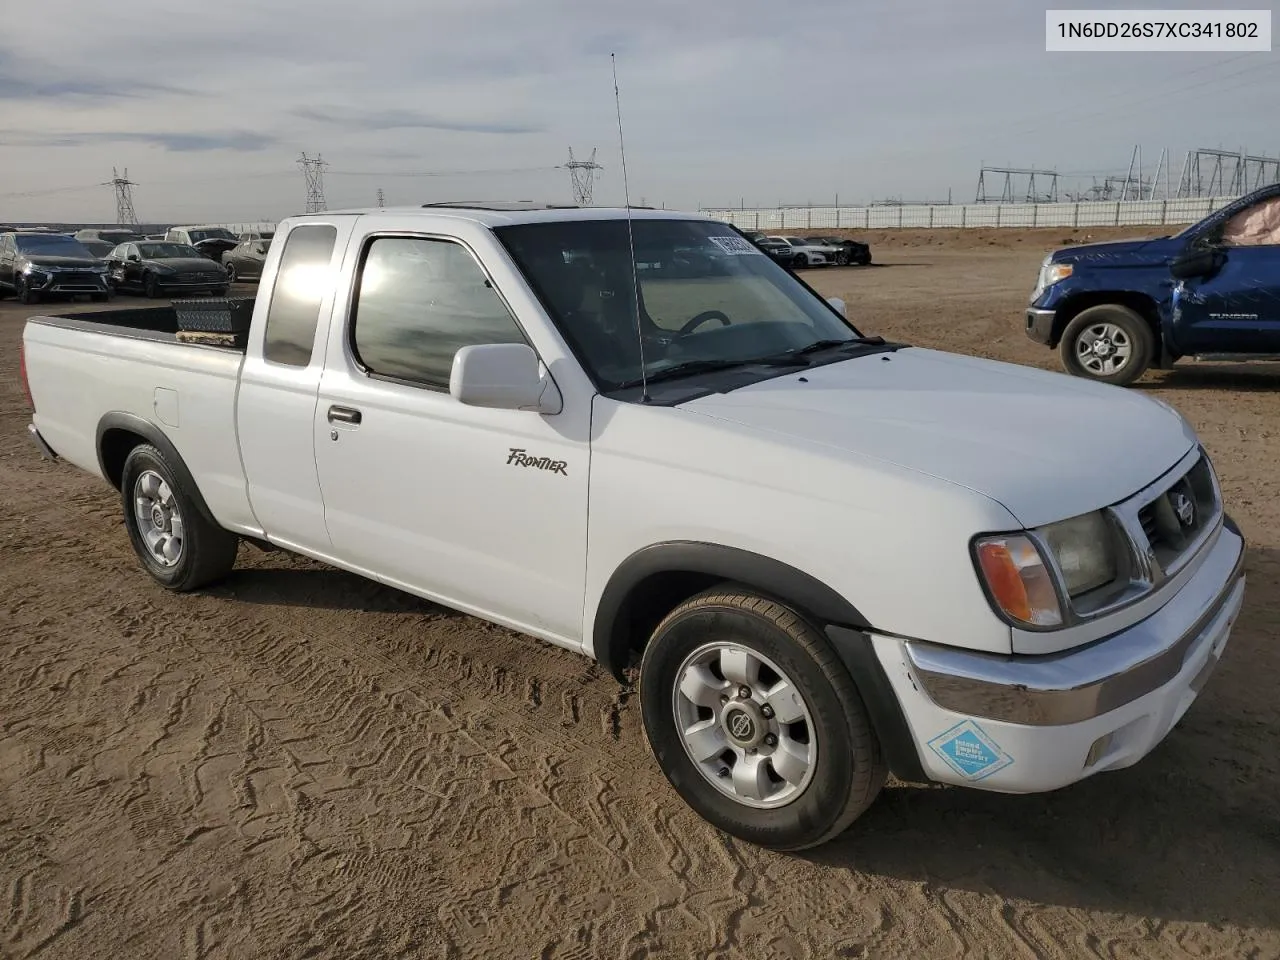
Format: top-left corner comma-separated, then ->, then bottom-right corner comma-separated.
22,254 -> 100,268
1052,235 -> 1181,266
144,257 -> 224,271
680,347 -> 1195,528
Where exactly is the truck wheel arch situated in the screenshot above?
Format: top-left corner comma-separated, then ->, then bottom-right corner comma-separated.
594,542 -> 928,783
1050,291 -> 1162,352
96,412 -> 220,528
592,541 -> 872,680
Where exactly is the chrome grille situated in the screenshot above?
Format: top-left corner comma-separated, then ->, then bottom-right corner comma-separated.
1135,458 -> 1218,575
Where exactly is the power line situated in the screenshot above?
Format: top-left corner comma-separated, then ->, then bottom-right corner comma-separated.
325,165 -> 561,178
298,153 -> 328,213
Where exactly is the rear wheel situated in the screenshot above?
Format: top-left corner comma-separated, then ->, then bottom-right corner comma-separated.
120,444 -> 239,591
639,587 -> 886,850
1060,304 -> 1154,386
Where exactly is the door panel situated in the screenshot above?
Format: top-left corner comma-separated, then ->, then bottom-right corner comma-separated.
1172,245 -> 1280,354
312,229 -> 591,645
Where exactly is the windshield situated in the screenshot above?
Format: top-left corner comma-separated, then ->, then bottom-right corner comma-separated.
138,242 -> 201,259
494,218 -> 861,392
188,228 -> 237,243
14,235 -> 94,257
97,231 -> 140,244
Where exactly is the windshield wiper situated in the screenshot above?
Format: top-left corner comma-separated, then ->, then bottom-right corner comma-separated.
612,354 -> 809,390
789,335 -> 886,356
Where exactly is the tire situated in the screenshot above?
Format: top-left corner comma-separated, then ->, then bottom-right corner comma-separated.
1060,304 -> 1154,387
212,287 -> 228,297
143,273 -> 161,299
224,263 -> 237,283
120,444 -> 239,591
91,292 -> 110,303
16,275 -> 39,305
793,254 -> 807,268
639,587 -> 886,850
836,250 -> 849,266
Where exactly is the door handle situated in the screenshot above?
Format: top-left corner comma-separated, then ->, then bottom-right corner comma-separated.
327,405 -> 362,425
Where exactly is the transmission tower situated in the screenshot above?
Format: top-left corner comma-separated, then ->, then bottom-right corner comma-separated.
565,147 -> 603,205
102,167 -> 139,225
297,153 -> 328,213
975,167 -> 1060,203
376,187 -> 385,208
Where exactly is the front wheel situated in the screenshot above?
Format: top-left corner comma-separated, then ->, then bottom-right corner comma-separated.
225,263 -> 237,283
120,444 -> 239,591
1060,304 -> 1154,386
639,588 -> 886,850
143,274 -> 161,299
16,275 -> 39,305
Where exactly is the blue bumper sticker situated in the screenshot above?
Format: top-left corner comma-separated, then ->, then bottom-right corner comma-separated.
927,720 -> 1014,781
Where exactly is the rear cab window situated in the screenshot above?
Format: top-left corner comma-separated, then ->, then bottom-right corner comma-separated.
262,224 -> 339,366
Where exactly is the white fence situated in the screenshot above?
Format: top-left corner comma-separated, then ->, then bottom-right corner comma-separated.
703,196 -> 1242,232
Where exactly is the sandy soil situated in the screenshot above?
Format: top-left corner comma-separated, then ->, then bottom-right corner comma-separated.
2,236 -> 1278,959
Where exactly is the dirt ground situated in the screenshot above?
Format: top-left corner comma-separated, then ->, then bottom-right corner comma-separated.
1,233 -> 1278,960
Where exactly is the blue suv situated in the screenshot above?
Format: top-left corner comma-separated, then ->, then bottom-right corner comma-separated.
1026,183 -> 1280,385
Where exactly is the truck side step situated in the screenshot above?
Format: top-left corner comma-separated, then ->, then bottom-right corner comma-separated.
1192,354 -> 1280,363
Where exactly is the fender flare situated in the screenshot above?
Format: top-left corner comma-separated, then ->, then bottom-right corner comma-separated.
592,541 -> 872,679
95,412 -> 220,528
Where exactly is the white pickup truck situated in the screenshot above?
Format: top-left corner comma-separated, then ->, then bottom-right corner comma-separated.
20,203 -> 1246,850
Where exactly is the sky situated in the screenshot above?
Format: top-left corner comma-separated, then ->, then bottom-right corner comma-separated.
0,0 -> 1276,223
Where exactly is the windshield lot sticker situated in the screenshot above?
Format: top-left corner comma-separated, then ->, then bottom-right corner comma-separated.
707,235 -> 763,256
927,720 -> 1013,781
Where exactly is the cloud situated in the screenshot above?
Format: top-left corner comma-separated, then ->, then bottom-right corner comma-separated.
293,106 -> 542,135
0,129 -> 277,151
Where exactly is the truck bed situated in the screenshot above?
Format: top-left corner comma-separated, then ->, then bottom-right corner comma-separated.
23,303 -> 259,535
31,304 -> 248,353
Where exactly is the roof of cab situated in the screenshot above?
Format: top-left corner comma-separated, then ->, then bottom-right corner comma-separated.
300,202 -> 713,228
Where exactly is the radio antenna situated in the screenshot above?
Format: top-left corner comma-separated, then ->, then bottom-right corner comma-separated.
612,52 -> 649,403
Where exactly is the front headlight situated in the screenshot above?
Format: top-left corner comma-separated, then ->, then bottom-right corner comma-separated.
1039,511 -> 1117,596
974,510 -> 1119,627
1041,262 -> 1073,287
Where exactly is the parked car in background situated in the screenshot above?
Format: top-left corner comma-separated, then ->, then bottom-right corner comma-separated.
1026,182 -> 1280,385
75,227 -> 143,247
807,236 -> 872,266
106,240 -> 230,298
0,231 -> 111,303
79,239 -> 117,260
163,225 -> 240,263
755,237 -> 798,265
770,236 -> 834,267
222,234 -> 274,282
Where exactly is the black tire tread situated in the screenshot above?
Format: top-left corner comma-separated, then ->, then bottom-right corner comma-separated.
643,586 -> 886,851
121,443 -> 239,592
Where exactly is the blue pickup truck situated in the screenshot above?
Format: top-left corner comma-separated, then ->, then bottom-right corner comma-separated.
1025,183 -> 1280,385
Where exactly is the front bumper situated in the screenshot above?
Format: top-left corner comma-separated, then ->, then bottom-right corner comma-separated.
26,270 -> 109,295
874,519 -> 1245,792
1025,306 -> 1055,345
156,274 -> 228,289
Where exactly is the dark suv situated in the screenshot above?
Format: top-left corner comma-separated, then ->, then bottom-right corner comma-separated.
0,232 -> 112,304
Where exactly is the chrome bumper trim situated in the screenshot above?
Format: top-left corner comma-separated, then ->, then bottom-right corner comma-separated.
27,423 -> 58,460
907,525 -> 1245,726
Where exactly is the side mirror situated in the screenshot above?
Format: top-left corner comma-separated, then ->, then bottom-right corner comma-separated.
450,343 -> 561,414
128,254 -> 140,262
1170,247 -> 1224,281
827,296 -> 846,316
